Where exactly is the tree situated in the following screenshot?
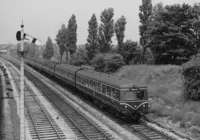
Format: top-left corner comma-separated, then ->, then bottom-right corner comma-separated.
86,14 -> 99,61
66,14 -> 77,63
55,24 -> 68,62
42,37 -> 54,60
119,40 -> 141,65
99,8 -> 114,53
114,16 -> 127,52
191,3 -> 200,51
71,45 -> 89,66
91,53 -> 124,73
148,4 -> 198,64
182,54 -> 200,100
139,0 -> 153,63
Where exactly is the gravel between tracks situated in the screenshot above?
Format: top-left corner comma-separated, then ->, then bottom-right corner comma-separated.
0,70 -> 15,140
2,62 -> 32,140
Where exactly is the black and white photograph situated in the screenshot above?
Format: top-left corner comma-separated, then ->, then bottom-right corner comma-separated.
0,0 -> 200,139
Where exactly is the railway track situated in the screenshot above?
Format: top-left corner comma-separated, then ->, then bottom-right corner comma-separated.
131,120 -> 176,140
3,57 -> 113,140
5,62 -> 66,140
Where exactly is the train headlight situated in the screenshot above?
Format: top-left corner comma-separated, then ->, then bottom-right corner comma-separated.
125,106 -> 127,108
134,105 -> 137,108
143,105 -> 145,107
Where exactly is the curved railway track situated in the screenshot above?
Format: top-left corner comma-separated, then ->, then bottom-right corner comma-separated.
5,62 -> 66,140
2,57 -> 113,140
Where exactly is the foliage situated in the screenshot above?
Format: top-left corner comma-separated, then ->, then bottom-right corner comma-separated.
139,0 -> 153,63
55,24 -> 68,62
114,16 -> 127,51
42,37 -> 54,60
148,3 -> 200,64
91,54 -> 105,72
118,40 -> 141,65
86,14 -> 99,61
142,47 -> 154,64
91,53 -> 124,73
192,3 -> 200,50
182,54 -> 200,101
67,14 -> 77,54
71,45 -> 89,66
99,8 -> 114,53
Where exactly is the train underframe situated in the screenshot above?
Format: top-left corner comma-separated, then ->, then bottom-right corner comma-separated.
83,93 -> 141,122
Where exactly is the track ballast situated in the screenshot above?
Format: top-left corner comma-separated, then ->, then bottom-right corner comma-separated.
5,60 -> 66,140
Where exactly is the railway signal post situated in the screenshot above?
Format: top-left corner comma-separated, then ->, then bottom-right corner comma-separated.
16,21 -> 41,140
17,21 -> 25,140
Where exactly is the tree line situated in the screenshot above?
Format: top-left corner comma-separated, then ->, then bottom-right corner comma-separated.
41,0 -> 200,67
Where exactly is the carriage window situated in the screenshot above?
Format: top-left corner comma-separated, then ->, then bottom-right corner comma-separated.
85,79 -> 89,87
95,82 -> 100,92
97,83 -> 101,92
78,76 -> 81,83
92,80 -> 95,89
102,84 -> 106,94
79,77 -> 82,84
107,86 -> 111,97
111,88 -> 120,100
94,82 -> 97,91
116,89 -> 120,100
110,88 -> 115,98
89,80 -> 92,88
82,78 -> 85,85
79,76 -> 81,84
76,76 -> 79,83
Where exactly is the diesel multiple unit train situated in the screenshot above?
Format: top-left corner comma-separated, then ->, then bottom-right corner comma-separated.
26,58 -> 148,120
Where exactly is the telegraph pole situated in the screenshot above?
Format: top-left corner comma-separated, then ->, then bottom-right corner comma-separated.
19,20 -> 25,140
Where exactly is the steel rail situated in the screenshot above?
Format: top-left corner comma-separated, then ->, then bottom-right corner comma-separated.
4,60 -> 65,140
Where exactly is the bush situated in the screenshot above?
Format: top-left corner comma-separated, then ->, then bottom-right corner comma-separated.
191,115 -> 200,126
182,54 -> 200,100
118,40 -> 141,65
91,53 -> 124,73
71,47 -> 89,66
91,54 -> 105,72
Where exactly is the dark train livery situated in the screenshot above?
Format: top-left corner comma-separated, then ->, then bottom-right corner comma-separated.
26,58 -> 148,120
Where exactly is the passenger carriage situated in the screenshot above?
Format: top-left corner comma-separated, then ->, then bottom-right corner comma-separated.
25,58 -> 148,120
75,70 -> 148,119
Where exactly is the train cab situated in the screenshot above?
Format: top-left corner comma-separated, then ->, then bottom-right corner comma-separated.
119,86 -> 148,116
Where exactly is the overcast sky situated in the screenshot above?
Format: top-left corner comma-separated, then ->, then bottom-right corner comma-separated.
0,0 -> 199,45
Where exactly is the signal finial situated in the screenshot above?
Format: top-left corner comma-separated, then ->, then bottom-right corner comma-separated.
21,19 -> 24,28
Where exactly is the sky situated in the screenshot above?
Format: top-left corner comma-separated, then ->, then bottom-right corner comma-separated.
0,0 -> 199,45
